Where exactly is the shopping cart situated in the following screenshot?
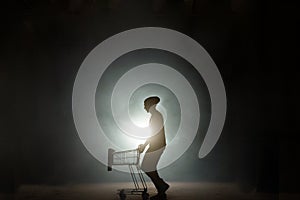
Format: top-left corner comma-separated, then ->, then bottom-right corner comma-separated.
108,148 -> 149,200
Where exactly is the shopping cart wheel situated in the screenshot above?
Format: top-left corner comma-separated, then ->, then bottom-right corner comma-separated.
119,189 -> 126,200
142,191 -> 149,200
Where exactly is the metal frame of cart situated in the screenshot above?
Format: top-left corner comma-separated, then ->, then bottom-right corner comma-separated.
108,148 -> 149,200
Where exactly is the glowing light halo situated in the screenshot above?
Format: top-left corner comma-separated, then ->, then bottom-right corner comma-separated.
72,27 -> 226,173
126,84 -> 169,129
128,102 -> 167,129
122,90 -> 169,135
111,63 -> 198,144
128,114 -> 149,128
111,63 -> 199,170
126,83 -> 181,145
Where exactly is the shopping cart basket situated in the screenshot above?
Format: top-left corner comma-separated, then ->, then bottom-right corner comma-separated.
108,148 -> 149,200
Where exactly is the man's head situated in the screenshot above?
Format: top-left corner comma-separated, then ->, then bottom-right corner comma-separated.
144,96 -> 160,113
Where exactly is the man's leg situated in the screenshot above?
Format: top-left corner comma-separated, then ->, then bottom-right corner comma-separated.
146,171 -> 169,194
146,171 -> 168,200
141,149 -> 169,199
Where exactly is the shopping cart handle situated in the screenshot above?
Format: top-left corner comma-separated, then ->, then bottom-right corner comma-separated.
108,148 -> 115,171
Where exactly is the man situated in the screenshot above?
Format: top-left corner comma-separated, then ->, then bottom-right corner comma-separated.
138,96 -> 169,200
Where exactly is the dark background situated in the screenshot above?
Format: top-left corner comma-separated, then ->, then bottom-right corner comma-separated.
0,0 -> 297,196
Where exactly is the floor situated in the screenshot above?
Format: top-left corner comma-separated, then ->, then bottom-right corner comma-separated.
1,182 -> 291,200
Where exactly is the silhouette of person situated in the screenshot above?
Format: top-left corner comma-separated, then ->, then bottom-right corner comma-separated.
138,96 -> 169,200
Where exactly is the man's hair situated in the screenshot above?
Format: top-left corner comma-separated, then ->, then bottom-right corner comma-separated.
144,96 -> 160,106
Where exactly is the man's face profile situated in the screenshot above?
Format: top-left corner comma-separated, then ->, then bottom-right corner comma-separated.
144,96 -> 160,113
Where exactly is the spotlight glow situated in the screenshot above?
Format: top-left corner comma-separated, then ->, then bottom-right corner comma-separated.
129,104 -> 167,127
72,27 -> 226,172
131,118 -> 149,128
111,64 -> 185,140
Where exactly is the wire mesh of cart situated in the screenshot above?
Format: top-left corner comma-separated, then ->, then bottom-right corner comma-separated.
108,148 -> 149,200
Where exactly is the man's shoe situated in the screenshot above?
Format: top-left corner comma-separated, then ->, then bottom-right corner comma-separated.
159,182 -> 169,193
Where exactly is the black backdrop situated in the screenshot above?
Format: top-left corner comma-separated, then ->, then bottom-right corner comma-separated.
0,0 -> 297,195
